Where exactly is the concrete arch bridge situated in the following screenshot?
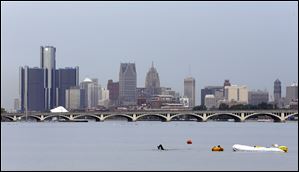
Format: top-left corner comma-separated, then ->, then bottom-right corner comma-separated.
1,110 -> 298,122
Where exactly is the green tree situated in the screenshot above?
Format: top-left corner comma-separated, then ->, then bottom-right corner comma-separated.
218,103 -> 229,110
192,105 -> 207,111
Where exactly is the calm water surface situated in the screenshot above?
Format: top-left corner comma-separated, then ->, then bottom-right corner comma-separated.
1,121 -> 298,171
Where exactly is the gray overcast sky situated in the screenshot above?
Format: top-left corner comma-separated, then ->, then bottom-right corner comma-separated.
1,1 -> 298,110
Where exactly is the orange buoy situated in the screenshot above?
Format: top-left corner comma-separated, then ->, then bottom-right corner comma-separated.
187,139 -> 192,144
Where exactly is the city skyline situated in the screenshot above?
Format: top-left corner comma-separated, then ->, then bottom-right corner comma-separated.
1,1 -> 298,110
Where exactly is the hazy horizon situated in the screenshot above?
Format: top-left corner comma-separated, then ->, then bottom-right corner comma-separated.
1,1 -> 298,110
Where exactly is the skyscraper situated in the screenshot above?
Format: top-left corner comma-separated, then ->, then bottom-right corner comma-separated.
286,83 -> 298,105
145,62 -> 161,97
107,79 -> 119,106
274,79 -> 281,105
65,86 -> 85,110
201,86 -> 223,105
223,79 -> 231,96
184,77 -> 196,107
80,78 -> 99,109
55,67 -> 79,107
225,85 -> 248,104
40,46 -> 56,110
119,63 -> 137,106
248,90 -> 269,105
20,66 -> 45,112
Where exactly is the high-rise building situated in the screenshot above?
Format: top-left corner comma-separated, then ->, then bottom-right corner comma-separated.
145,62 -> 161,97
225,85 -> 248,104
286,83 -> 298,105
205,94 -> 217,109
65,86 -> 85,110
98,88 -> 110,107
20,66 -> 45,112
14,98 -> 20,112
274,79 -> 281,105
119,63 -> 137,106
40,46 -> 56,110
80,78 -> 99,109
248,90 -> 269,105
223,80 -> 231,96
107,79 -> 119,106
55,67 -> 79,107
184,77 -> 196,107
201,86 -> 223,105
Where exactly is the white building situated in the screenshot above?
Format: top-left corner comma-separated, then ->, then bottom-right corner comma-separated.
184,77 -> 196,107
80,78 -> 99,109
205,94 -> 217,109
286,83 -> 298,105
224,85 -> 248,104
180,97 -> 189,107
98,88 -> 110,107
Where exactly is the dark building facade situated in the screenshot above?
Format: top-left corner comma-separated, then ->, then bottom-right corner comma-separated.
274,79 -> 281,106
201,86 -> 223,105
119,63 -> 137,106
248,90 -> 269,105
20,67 -> 45,112
55,67 -> 79,107
107,79 -> 119,106
19,46 -> 79,112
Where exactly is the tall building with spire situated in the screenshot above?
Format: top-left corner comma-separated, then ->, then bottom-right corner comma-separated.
145,62 -> 161,98
184,77 -> 196,107
119,63 -> 137,106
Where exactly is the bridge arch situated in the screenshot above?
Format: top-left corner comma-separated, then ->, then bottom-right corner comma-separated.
285,113 -> 298,120
103,114 -> 134,121
170,113 -> 204,121
19,115 -> 42,121
136,114 -> 168,122
73,114 -> 101,121
1,115 -> 15,121
43,114 -> 71,121
244,113 -> 281,122
206,113 -> 242,122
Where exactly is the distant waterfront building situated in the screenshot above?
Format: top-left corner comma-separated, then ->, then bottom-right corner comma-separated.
107,80 -> 119,106
223,80 -> 231,96
201,86 -> 223,106
184,77 -> 196,107
99,88 -> 110,108
286,83 -> 298,105
205,94 -> 217,109
80,78 -> 99,109
274,79 -> 281,106
161,87 -> 174,96
225,85 -> 248,104
145,62 -> 161,98
65,86 -> 85,110
55,67 -> 79,107
14,98 -> 20,112
180,97 -> 189,107
40,46 -> 56,110
119,63 -> 137,106
20,66 -> 45,112
248,90 -> 269,105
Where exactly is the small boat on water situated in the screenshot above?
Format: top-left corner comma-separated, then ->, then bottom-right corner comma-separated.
232,144 -> 288,153
211,145 -> 224,151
